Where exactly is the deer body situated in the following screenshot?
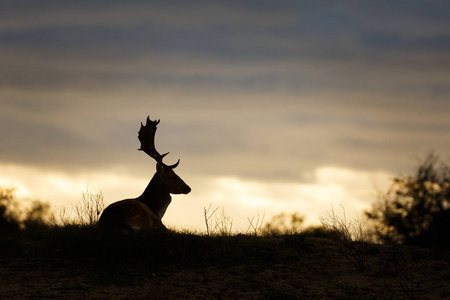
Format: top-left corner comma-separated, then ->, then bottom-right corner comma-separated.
98,117 -> 190,231
98,199 -> 163,231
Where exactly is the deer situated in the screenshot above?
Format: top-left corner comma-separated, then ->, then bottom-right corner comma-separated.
98,116 -> 191,232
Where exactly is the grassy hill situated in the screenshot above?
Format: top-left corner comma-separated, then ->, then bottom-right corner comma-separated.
0,226 -> 449,299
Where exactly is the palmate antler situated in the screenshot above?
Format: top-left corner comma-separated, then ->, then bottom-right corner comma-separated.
138,116 -> 180,169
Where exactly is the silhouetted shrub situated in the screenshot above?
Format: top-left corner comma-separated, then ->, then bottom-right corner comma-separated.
0,186 -> 50,231
0,187 -> 20,232
23,200 -> 51,229
74,189 -> 105,226
262,212 -> 305,235
365,153 -> 450,248
320,205 -> 369,271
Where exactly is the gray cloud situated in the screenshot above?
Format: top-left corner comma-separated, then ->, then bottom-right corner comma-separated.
1,1 -> 449,186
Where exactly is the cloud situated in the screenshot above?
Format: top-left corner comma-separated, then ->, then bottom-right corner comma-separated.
0,1 -> 449,223
1,0 -> 449,112
0,1 -> 300,33
1,82 -> 449,181
0,162 -> 392,231
166,166 -> 393,230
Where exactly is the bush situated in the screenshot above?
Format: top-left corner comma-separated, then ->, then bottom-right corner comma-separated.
365,153 -> 450,248
0,187 -> 51,231
0,188 -> 20,231
262,212 -> 305,235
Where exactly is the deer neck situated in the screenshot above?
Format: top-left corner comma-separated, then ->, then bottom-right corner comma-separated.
137,174 -> 172,219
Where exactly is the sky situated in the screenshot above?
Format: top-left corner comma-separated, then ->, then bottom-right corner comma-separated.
1,1 -> 450,231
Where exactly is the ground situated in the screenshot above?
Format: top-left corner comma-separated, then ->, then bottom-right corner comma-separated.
0,229 -> 449,299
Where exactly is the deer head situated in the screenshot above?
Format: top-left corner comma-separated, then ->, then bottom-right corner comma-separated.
138,116 -> 190,195
155,163 -> 191,195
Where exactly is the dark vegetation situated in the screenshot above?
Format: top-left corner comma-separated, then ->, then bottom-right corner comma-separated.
0,152 -> 449,298
366,152 -> 450,249
0,187 -> 50,232
1,220 -> 449,299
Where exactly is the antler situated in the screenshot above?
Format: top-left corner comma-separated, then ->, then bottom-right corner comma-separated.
138,116 -> 180,169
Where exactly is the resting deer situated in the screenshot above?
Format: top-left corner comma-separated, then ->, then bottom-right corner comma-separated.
98,116 -> 191,231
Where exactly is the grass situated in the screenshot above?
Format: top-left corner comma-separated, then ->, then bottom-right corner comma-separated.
1,221 -> 449,299
52,189 -> 104,227
320,204 -> 371,271
0,225 -> 307,284
1,194 -> 449,299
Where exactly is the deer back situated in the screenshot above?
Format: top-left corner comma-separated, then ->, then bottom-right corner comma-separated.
98,199 -> 163,231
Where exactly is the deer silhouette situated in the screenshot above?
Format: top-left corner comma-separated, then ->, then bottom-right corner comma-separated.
98,116 -> 191,231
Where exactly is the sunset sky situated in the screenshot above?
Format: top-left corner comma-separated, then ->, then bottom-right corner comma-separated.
1,1 -> 449,231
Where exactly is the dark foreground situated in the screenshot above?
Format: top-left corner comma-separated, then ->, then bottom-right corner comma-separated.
0,227 -> 449,299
